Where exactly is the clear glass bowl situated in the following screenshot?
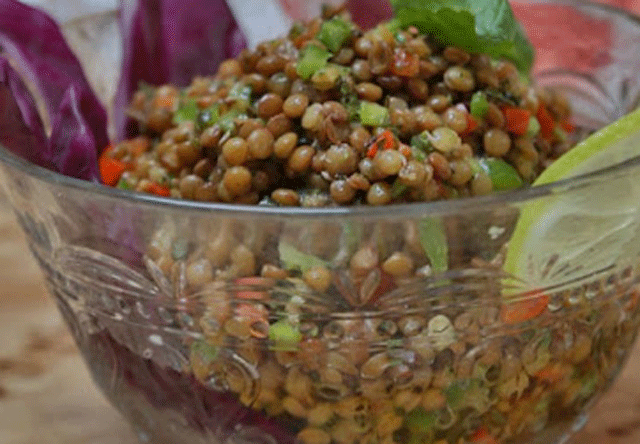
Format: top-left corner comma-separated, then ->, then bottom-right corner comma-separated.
2,1 -> 640,444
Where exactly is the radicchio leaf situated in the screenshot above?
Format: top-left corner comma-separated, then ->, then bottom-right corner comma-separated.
48,85 -> 102,181
0,56 -> 48,168
0,0 -> 108,180
115,0 -> 247,139
347,0 -> 392,30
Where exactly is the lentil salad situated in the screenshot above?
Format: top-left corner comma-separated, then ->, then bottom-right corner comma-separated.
101,5 -> 574,206
89,4 -> 640,444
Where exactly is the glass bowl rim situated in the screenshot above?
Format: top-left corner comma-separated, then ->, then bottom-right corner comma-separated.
2,0 -> 640,220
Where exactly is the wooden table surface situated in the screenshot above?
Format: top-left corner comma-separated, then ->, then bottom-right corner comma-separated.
0,202 -> 639,444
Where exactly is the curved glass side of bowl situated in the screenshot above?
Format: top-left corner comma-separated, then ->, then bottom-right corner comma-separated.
1,2 -> 640,444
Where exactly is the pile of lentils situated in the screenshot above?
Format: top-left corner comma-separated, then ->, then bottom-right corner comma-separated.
106,6 -> 574,206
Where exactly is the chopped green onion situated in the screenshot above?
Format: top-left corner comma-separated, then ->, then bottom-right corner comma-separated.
173,99 -> 198,124
467,157 -> 482,176
404,407 -> 437,435
418,218 -> 449,273
228,82 -> 252,111
217,109 -> 244,133
479,158 -> 524,191
410,131 -> 433,156
288,21 -> 305,39
317,18 -> 352,53
297,44 -> 332,80
526,116 -> 541,137
554,125 -> 568,142
278,241 -> 330,272
391,179 -> 408,198
190,340 -> 219,365
196,105 -> 220,131
411,146 -> 427,162
269,320 -> 302,351
172,238 -> 189,260
116,178 -> 131,190
445,379 -> 490,412
470,91 -> 489,118
358,101 -> 390,126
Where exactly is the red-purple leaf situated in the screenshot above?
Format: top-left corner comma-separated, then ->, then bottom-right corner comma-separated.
48,85 -> 102,181
0,0 -> 108,179
0,56 -> 49,169
347,0 -> 392,30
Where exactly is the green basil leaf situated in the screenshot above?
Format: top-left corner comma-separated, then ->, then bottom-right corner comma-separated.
390,0 -> 534,74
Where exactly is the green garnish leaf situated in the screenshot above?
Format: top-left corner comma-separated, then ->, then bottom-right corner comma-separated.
317,17 -> 352,53
358,101 -> 390,126
279,241 -> 330,272
470,91 -> 489,118
479,158 -> 524,191
390,0 -> 535,74
173,99 -> 198,124
418,218 -> 449,273
297,44 -> 332,80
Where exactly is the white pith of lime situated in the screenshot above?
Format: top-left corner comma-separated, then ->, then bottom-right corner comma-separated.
503,107 -> 640,296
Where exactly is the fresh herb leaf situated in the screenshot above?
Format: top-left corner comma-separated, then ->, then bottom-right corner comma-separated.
390,0 -> 534,74
279,241 -> 330,272
418,218 -> 449,273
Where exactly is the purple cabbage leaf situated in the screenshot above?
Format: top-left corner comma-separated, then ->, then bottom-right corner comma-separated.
0,56 -> 48,168
0,0 -> 108,181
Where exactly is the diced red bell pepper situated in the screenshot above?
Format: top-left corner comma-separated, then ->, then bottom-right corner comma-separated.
503,106 -> 532,136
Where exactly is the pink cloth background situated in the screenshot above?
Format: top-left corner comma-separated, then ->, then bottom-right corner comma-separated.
600,0 -> 640,11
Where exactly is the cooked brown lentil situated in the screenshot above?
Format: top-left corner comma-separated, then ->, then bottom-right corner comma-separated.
113,8 -> 577,209
283,93 -> 310,118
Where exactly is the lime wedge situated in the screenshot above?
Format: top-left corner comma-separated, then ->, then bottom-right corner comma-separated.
503,107 -> 640,296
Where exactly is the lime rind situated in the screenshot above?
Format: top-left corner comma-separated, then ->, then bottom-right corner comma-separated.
503,106 -> 640,295
535,106 -> 640,186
